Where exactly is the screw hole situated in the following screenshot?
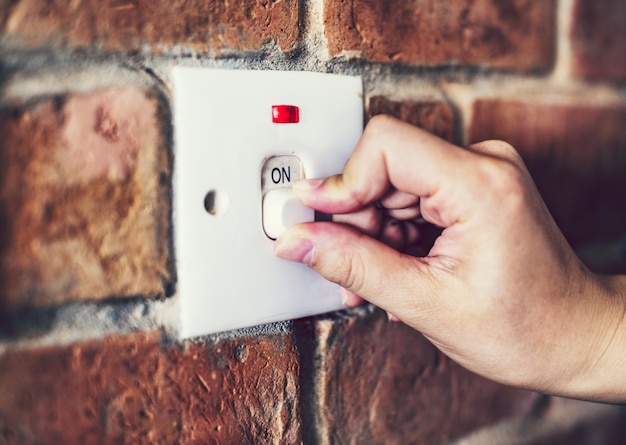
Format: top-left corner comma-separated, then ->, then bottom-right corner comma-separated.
204,190 -> 229,216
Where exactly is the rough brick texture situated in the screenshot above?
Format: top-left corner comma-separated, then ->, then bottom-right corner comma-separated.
0,0 -> 299,54
0,88 -> 171,307
324,0 -> 555,70
368,96 -> 457,143
298,308 -> 538,445
0,331 -> 301,444
469,99 -> 626,248
571,0 -> 626,82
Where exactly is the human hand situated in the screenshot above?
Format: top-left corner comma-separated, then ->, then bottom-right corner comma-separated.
274,115 -> 626,402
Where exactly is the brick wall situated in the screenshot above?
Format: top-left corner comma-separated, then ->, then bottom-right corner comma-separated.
1,0 -> 625,443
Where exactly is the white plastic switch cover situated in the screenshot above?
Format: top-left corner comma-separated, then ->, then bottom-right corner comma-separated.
172,67 -> 363,338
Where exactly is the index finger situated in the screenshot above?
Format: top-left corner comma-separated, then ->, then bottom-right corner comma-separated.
293,115 -> 469,217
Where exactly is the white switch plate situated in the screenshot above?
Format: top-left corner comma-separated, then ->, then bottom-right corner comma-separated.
172,68 -> 363,338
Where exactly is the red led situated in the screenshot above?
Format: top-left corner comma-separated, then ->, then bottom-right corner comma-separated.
272,105 -> 299,124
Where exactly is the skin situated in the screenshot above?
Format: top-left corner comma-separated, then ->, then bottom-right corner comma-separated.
274,115 -> 626,403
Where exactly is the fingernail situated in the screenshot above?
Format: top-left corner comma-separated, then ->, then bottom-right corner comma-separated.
340,288 -> 363,307
292,178 -> 324,193
274,237 -> 315,265
340,287 -> 350,305
387,311 -> 401,323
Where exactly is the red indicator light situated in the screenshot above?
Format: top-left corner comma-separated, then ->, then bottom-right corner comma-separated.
272,105 -> 299,124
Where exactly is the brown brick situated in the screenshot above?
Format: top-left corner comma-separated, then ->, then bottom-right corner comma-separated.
571,0 -> 626,82
367,96 -> 457,143
0,87 -> 171,307
0,330 -> 302,444
0,0 -> 299,54
469,99 -> 626,249
299,307 -> 538,444
324,0 -> 555,70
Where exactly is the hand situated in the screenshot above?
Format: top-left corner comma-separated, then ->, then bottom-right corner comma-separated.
274,115 -> 626,402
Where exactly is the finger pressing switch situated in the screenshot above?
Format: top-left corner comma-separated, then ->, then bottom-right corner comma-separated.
262,155 -> 314,240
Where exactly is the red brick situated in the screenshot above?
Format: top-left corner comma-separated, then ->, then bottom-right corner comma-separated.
0,87 -> 171,307
0,330 -> 302,444
300,308 -> 538,444
469,99 -> 626,249
324,0 -> 555,70
0,0 -> 299,54
571,0 -> 626,82
368,96 -> 457,143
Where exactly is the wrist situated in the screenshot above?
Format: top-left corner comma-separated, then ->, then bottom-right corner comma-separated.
565,272 -> 626,402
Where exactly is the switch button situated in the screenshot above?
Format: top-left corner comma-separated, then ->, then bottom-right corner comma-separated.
262,156 -> 314,240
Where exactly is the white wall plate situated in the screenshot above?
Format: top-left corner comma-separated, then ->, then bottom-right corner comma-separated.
172,67 -> 363,338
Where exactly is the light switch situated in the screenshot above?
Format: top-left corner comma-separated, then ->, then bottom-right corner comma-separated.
172,67 -> 363,338
261,155 -> 314,240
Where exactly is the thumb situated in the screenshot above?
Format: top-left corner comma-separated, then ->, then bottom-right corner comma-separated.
274,221 -> 436,315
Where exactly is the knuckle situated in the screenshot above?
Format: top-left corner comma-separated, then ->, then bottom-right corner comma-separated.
469,139 -> 525,166
368,113 -> 397,129
340,252 -> 367,295
364,114 -> 400,141
488,139 -> 518,156
476,156 -> 528,200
